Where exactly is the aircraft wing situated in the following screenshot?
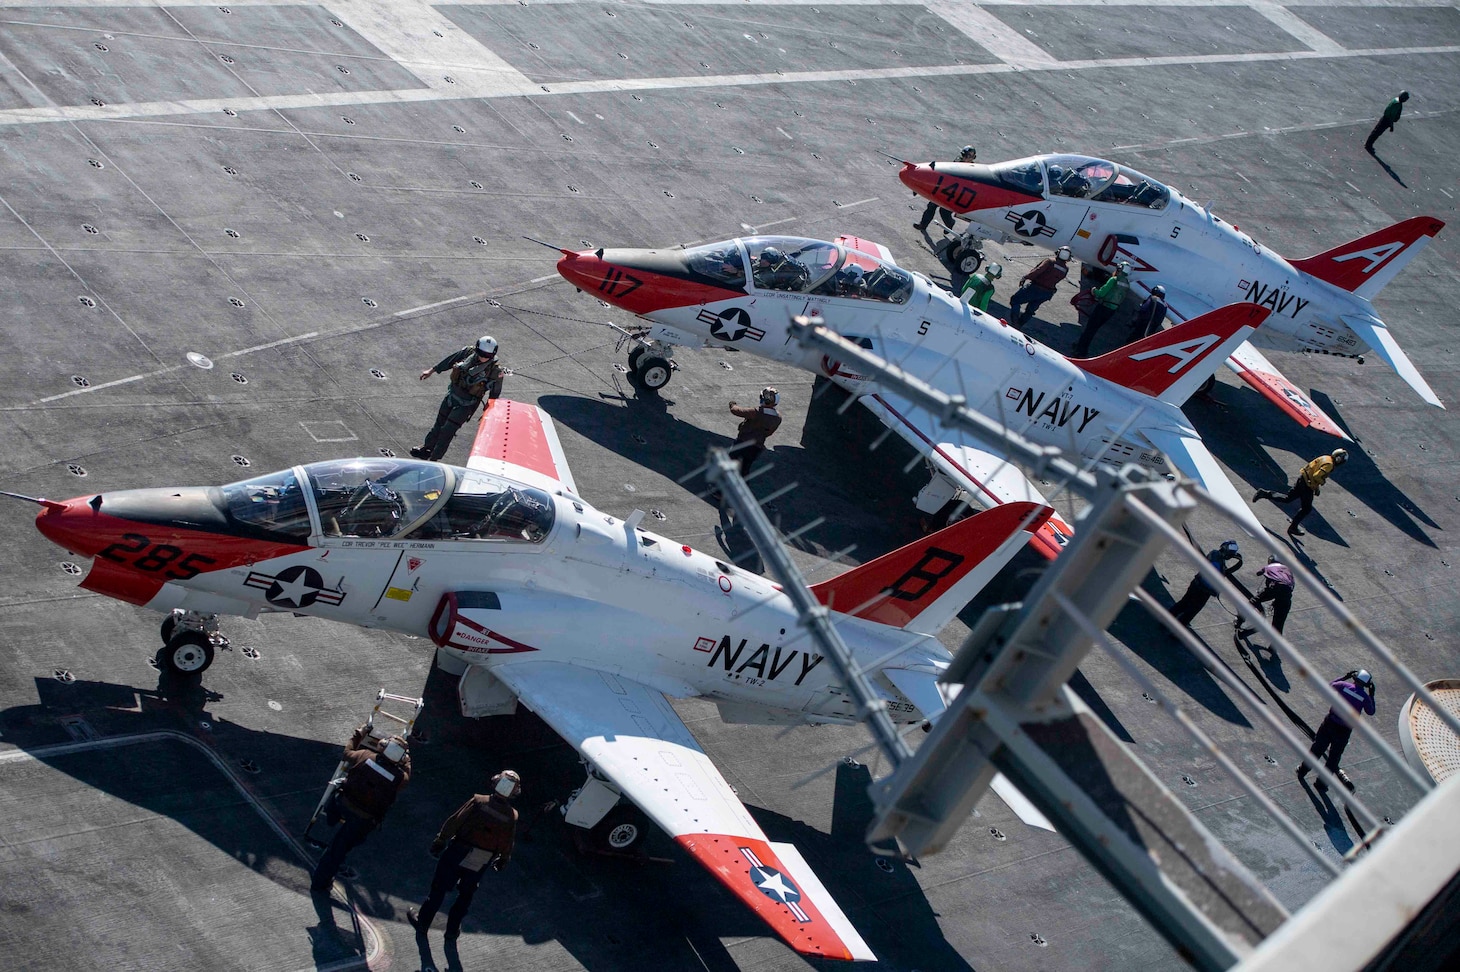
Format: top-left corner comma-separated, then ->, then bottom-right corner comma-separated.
491,660 -> 876,962
467,399 -> 580,496
1225,342 -> 1350,440
858,391 -> 1075,560
1149,283 -> 1350,437
1139,426 -> 1264,536
1342,314 -> 1445,408
881,668 -> 1056,832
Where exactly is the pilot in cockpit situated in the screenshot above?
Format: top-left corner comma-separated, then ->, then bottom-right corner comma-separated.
754,248 -> 810,291
1047,164 -> 1090,198
834,264 -> 868,297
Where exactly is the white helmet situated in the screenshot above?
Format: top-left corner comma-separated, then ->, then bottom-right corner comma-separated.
476,335 -> 498,357
760,387 -> 779,407
1332,448 -> 1349,463
1354,669 -> 1372,686
492,769 -> 522,799
1056,246 -> 1072,261
1116,260 -> 1132,274
986,263 -> 1003,279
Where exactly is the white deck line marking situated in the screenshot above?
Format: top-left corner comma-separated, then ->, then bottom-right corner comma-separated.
1250,3 -> 1345,53
218,331 -> 321,358
2,42 -> 1457,128
923,0 -> 1059,65
38,372 -> 152,403
395,294 -> 477,315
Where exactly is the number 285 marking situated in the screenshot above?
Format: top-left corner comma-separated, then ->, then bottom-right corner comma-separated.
98,533 -> 217,579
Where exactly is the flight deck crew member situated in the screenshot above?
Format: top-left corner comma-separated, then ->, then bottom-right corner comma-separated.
1249,557 -> 1296,635
1298,670 -> 1375,792
408,771 -> 521,940
729,387 -> 782,476
411,335 -> 505,461
1008,246 -> 1072,326
1170,540 -> 1242,627
915,145 -> 977,231
1365,91 -> 1409,153
1073,261 -> 1131,357
960,263 -> 1002,312
1132,285 -> 1169,338
1253,448 -> 1348,537
311,729 -> 411,892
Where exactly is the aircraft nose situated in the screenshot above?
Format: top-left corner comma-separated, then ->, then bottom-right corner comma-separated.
898,162 -> 943,198
35,494 -> 108,556
899,162 -> 1039,214
557,246 -> 743,315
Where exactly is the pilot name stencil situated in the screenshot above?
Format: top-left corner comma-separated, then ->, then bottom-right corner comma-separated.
1241,279 -> 1311,319
1007,387 -> 1101,434
706,636 -> 824,685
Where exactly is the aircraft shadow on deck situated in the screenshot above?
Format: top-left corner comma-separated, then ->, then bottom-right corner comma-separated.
6,662 -> 976,971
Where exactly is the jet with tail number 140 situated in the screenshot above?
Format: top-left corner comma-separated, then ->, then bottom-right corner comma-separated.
556,233 -> 1272,552
23,398 -> 1060,962
897,152 -> 1446,437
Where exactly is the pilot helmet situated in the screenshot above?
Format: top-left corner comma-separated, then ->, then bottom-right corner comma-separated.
959,145 -> 977,161
1048,164 -> 1064,180
1055,246 -> 1072,261
1332,447 -> 1349,464
760,387 -> 779,407
759,247 -> 783,264
381,737 -> 407,764
476,335 -> 498,358
492,769 -> 522,799
985,263 -> 1003,280
1219,540 -> 1239,555
1151,284 -> 1167,297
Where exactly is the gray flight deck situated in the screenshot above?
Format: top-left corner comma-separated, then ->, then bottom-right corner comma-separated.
0,1 -> 1455,970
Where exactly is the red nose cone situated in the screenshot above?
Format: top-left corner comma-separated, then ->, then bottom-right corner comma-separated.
898,162 -> 939,197
556,249 -> 605,294
35,495 -> 106,556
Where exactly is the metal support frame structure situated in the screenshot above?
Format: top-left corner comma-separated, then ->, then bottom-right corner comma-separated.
725,315 -> 1460,970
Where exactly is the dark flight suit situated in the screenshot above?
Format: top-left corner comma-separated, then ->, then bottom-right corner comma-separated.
1365,95 -> 1405,152
1251,562 -> 1295,634
1008,257 -> 1070,325
419,348 -> 505,461
1171,545 -> 1243,626
1299,677 -> 1375,786
729,403 -> 783,476
312,729 -> 411,891
412,793 -> 518,938
1132,295 -> 1169,338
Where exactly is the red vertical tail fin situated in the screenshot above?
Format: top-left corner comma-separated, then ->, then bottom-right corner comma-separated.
1289,216 -> 1443,299
1075,304 -> 1269,405
810,502 -> 1051,634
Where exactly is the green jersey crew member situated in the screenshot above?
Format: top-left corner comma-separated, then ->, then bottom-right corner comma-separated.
411,335 -> 505,462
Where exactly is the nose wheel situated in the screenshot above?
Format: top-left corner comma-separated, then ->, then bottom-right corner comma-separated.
158,609 -> 225,675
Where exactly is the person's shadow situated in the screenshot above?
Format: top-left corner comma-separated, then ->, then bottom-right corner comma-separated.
1366,148 -> 1408,187
1298,778 -> 1356,855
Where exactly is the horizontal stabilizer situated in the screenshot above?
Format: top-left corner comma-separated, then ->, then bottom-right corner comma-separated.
1225,342 -> 1351,439
1342,315 -> 1445,408
1290,216 -> 1444,298
1076,304 -> 1269,405
1140,427 -> 1263,536
810,502 -> 1051,634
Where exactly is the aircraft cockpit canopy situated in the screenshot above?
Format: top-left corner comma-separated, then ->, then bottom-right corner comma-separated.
222,468 -> 314,540
685,241 -> 748,288
412,469 -> 555,543
739,236 -> 913,304
1042,155 -> 1171,210
307,459 -> 451,539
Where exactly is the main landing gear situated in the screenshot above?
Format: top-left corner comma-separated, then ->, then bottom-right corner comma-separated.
562,759 -> 650,856
158,609 -> 228,676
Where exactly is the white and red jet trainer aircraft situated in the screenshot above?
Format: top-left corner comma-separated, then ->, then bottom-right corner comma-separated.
28,399 -> 1058,962
555,234 -> 1272,551
897,152 -> 1446,437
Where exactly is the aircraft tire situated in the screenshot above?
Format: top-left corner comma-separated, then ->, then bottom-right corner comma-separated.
592,805 -> 645,852
163,632 -> 215,675
628,345 -> 648,372
955,247 -> 983,275
160,613 -> 177,645
638,356 -> 672,390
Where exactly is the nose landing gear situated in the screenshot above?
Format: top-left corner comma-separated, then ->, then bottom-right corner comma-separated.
614,325 -> 676,391
158,609 -> 227,675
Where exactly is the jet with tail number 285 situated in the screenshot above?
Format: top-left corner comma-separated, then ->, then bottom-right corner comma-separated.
556,233 -> 1272,553
25,398 -> 1059,962
897,152 -> 1446,436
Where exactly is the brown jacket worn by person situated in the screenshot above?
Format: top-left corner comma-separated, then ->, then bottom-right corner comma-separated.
432,794 -> 518,866
337,729 -> 412,820
730,404 -> 782,448
1022,258 -> 1070,291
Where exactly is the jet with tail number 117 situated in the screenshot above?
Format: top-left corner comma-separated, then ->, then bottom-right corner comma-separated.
23,398 -> 1060,962
556,233 -> 1272,552
897,152 -> 1446,437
